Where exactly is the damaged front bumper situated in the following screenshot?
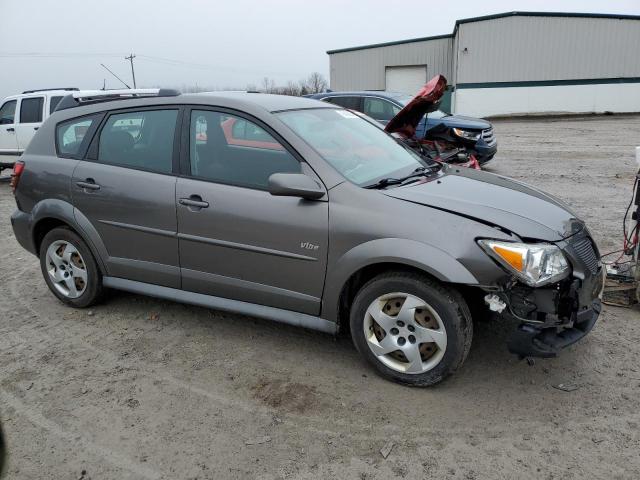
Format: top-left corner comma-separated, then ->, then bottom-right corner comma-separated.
486,228 -> 604,358
506,299 -> 601,358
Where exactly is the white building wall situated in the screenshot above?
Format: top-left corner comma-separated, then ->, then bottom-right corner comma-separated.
328,13 -> 640,116
455,83 -> 640,117
455,16 -> 640,83
329,36 -> 452,91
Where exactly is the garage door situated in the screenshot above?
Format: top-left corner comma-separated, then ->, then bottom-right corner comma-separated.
385,66 -> 427,95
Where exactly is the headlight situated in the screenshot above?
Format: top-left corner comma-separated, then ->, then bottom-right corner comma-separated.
478,240 -> 570,286
452,128 -> 481,141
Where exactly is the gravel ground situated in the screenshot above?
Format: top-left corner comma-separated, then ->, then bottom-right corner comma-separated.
1,115 -> 639,480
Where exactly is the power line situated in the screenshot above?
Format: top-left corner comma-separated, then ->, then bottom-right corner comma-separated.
0,52 -> 122,58
0,51 -> 307,78
100,63 -> 131,89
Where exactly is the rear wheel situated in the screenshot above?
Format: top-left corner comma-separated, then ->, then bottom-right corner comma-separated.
39,227 -> 103,308
349,272 -> 473,386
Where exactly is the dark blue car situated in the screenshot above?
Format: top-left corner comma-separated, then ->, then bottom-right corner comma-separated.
307,90 -> 497,164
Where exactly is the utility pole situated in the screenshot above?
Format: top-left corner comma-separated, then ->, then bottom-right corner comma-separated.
125,53 -> 137,88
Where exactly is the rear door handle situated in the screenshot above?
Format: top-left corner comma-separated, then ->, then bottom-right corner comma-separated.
179,195 -> 209,209
76,179 -> 101,191
34,127 -> 39,131
6,127 -> 14,132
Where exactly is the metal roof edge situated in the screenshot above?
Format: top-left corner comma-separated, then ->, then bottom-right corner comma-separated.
326,34 -> 452,55
327,11 -> 640,55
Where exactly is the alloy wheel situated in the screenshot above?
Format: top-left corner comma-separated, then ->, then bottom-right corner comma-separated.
363,292 -> 447,374
45,240 -> 88,299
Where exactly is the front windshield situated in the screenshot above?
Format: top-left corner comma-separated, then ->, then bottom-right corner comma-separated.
277,108 -> 425,186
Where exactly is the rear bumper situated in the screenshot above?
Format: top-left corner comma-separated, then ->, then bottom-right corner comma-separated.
10,209 -> 37,255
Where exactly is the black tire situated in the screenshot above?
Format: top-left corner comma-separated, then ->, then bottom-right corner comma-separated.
349,271 -> 473,386
39,227 -> 103,308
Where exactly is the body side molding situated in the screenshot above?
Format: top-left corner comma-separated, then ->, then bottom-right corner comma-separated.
102,276 -> 337,334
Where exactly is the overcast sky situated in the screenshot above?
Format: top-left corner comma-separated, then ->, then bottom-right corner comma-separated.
1,0 -> 638,100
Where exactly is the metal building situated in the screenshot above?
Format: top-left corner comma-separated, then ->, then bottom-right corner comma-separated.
327,12 -> 640,117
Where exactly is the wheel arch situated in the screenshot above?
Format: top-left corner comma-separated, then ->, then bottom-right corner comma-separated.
30,199 -> 108,275
322,238 -> 480,332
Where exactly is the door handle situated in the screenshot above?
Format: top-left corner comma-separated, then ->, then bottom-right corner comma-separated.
76,179 -> 101,191
34,127 -> 39,131
6,128 -> 14,132
179,195 -> 209,209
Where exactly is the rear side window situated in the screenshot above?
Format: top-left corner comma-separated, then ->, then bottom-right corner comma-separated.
49,96 -> 64,114
0,100 -> 16,125
56,116 -> 97,157
98,109 -> 178,174
19,97 -> 44,123
326,96 -> 361,110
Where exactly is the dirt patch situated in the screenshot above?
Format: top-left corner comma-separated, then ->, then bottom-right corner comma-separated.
252,378 -> 319,413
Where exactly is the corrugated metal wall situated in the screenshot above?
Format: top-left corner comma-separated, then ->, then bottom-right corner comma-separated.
329,37 -> 452,91
455,16 -> 640,84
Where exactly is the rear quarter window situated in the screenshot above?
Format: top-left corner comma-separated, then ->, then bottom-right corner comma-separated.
56,116 -> 97,157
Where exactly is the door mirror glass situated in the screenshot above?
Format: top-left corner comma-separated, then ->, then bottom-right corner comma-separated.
267,173 -> 325,200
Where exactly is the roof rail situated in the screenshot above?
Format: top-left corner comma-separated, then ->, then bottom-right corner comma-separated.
22,87 -> 79,94
54,88 -> 181,112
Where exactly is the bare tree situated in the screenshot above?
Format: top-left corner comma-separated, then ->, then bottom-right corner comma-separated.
261,77 -> 276,93
298,80 -> 310,96
304,72 -> 328,94
279,81 -> 301,96
251,72 -> 328,96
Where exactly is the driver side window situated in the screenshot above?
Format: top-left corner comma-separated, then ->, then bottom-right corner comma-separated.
189,110 -> 300,190
0,100 -> 16,125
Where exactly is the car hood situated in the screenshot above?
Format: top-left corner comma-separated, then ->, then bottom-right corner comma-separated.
427,114 -> 491,131
383,167 -> 583,241
385,75 -> 447,138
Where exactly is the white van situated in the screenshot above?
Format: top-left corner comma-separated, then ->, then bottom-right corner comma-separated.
0,88 -> 78,173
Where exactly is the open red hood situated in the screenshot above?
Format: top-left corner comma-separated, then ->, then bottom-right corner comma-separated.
384,74 -> 447,138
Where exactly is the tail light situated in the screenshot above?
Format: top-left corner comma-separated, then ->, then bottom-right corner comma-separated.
10,160 -> 25,194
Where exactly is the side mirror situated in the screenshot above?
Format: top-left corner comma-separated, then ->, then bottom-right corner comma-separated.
268,173 -> 325,200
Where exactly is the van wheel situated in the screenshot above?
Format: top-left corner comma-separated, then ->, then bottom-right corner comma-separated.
39,227 -> 103,308
349,272 -> 473,386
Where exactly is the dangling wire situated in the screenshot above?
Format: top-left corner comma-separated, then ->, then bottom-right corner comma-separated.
602,175 -> 639,266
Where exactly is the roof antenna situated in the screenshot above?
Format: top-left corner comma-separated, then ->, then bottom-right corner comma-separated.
100,63 -> 131,89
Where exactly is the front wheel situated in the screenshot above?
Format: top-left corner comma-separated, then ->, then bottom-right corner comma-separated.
349,272 -> 473,386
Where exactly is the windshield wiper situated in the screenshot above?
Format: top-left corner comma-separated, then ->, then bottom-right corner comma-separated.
364,166 -> 434,189
363,177 -> 404,189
